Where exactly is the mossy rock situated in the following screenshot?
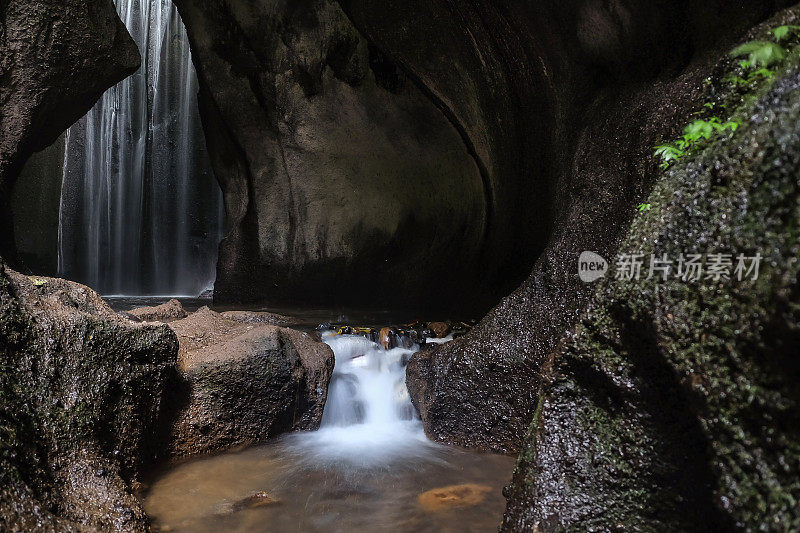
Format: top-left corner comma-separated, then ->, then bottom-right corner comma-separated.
503,18 -> 800,533
0,262 -> 178,531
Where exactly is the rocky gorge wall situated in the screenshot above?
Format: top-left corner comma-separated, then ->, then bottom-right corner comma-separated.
503,9 -> 800,528
343,0 -> 790,453
1,0 -> 799,530
174,0 -> 493,311
0,0 -> 140,267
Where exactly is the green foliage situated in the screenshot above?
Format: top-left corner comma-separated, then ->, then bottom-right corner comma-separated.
654,22 -> 798,171
773,25 -> 800,42
654,144 -> 684,169
730,41 -> 787,68
654,118 -> 740,169
752,68 -> 776,79
637,203 -> 652,212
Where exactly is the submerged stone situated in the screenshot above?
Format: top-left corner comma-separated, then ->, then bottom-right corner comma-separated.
216,491 -> 280,516
418,484 -> 492,512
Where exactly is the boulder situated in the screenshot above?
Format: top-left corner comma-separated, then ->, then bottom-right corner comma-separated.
0,263 -> 178,532
167,307 -> 335,457
503,9 -> 800,531
0,0 -> 140,262
128,298 -> 188,323
427,322 -> 451,339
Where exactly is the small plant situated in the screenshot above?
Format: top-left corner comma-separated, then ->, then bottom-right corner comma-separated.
656,23 -> 795,171
654,144 -> 685,168
637,203 -> 652,212
654,118 -> 740,168
730,41 -> 787,68
772,25 -> 800,42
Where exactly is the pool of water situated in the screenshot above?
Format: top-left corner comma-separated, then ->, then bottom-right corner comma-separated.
144,435 -> 515,533
143,329 -> 513,532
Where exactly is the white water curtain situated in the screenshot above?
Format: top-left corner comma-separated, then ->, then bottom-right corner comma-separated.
59,0 -> 223,296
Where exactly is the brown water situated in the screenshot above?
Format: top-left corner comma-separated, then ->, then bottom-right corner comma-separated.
143,434 -> 515,533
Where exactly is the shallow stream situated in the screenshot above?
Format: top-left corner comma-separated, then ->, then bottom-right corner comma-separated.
143,327 -> 514,532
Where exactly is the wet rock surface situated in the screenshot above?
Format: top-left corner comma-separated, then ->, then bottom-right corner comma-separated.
503,11 -> 800,530
0,263 -> 178,532
167,307 -> 335,457
0,0 -> 140,263
401,0 -> 790,455
128,298 -> 189,323
174,0 -> 490,312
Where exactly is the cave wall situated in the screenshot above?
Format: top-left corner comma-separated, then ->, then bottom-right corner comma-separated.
0,0 -> 140,265
11,135 -> 64,276
174,0 -> 492,311
356,0 -> 791,453
503,8 -> 800,528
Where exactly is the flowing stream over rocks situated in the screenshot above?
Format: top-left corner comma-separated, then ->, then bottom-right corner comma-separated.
58,0 -> 223,296
145,332 -> 514,532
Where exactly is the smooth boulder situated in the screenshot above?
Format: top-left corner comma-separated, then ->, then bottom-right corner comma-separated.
128,298 -> 189,323
167,307 -> 334,457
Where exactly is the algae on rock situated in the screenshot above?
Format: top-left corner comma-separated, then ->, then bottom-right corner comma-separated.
0,263 -> 178,532
503,27 -> 800,531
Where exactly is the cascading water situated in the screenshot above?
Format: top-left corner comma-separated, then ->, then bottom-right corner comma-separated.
284,334 -> 439,466
144,331 -> 517,532
58,0 -> 223,296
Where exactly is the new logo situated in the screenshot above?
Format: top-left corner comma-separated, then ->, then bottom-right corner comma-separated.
578,251 -> 608,283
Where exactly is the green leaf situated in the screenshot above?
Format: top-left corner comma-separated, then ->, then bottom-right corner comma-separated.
683,119 -> 716,142
772,25 -> 800,42
637,203 -> 652,212
751,68 -> 775,80
730,41 -> 787,68
654,144 -> 684,162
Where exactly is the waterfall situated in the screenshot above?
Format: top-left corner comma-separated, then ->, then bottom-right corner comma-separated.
321,335 -> 418,428
283,333 -> 435,467
58,0 -> 223,296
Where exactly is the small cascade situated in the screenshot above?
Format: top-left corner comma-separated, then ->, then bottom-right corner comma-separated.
58,0 -> 224,296
285,332 -> 436,466
321,335 -> 417,428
